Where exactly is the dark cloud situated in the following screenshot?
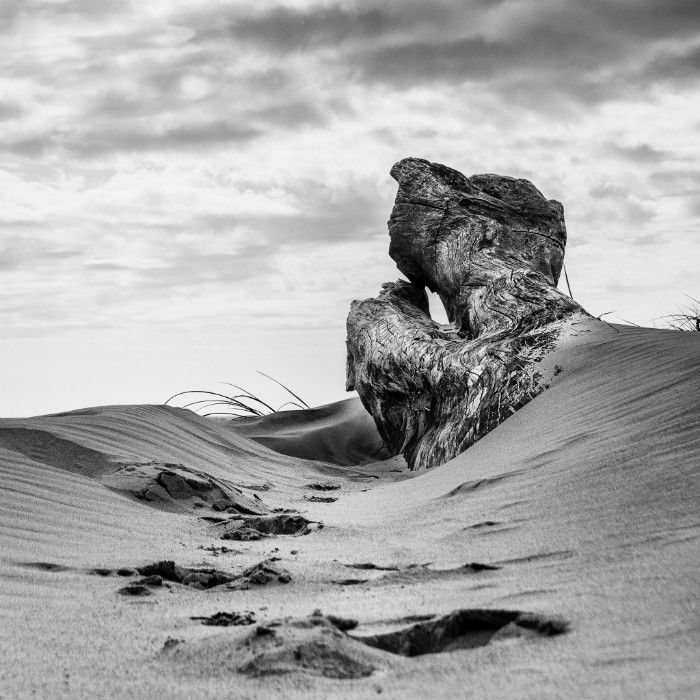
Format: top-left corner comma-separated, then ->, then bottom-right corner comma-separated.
252,101 -> 329,129
0,136 -> 48,157
0,0 -> 23,26
0,101 -> 23,121
69,102 -> 330,156
87,91 -> 148,119
1,121 -> 262,159
348,36 -> 506,86
194,182 -> 386,246
185,1 -> 515,54
589,184 -> 629,199
608,144 -> 672,164
687,196 -> 700,217
648,169 -> 700,194
623,200 -> 655,225
85,64 -> 305,121
82,261 -> 134,272
122,247 -> 273,295
586,0 -> 700,41
645,44 -> 700,84
193,1 -> 700,106
347,27 -> 699,105
192,6 -> 393,52
0,241 -> 81,271
196,210 -> 379,245
78,67 -> 329,150
10,0 -> 696,168
0,219 -> 43,231
45,0 -> 128,16
0,0 -> 128,30
4,0 -> 699,168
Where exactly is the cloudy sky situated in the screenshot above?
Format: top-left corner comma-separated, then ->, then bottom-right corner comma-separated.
1,0 -> 699,417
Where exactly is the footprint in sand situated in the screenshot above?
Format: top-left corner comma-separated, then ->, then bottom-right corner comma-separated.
110,558 -> 291,596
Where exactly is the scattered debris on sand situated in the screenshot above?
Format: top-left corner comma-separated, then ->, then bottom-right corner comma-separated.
198,545 -> 239,556
221,526 -> 264,541
307,482 -> 341,491
102,461 -> 268,515
461,562 -> 500,572
17,561 -> 71,572
225,560 -> 291,589
136,560 -> 234,589
371,562 -> 501,585
113,558 -> 291,595
191,611 -> 256,626
118,584 -> 153,597
331,561 -> 500,586
354,608 -> 569,657
236,615 -> 379,679
161,638 -> 183,652
345,562 -> 400,571
180,608 -> 568,680
218,513 -> 318,540
470,520 -> 501,528
311,609 -> 358,632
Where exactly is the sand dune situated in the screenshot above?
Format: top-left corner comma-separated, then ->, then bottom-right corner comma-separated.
0,321 -> 698,698
229,397 -> 394,467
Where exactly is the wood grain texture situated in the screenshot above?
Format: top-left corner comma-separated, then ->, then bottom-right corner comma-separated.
346,158 -> 590,470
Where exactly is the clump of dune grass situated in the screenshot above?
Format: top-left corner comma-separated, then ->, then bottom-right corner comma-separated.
165,371 -> 310,419
658,295 -> 700,332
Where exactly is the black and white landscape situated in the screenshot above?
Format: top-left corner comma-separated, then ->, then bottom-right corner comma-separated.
1,2 -> 699,698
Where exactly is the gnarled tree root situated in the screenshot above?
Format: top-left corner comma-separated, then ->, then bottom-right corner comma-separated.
346,158 -> 590,470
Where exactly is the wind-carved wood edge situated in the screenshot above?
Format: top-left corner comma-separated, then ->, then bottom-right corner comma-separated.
346,157 -> 591,470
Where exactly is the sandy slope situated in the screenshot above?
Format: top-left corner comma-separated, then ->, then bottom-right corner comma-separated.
229,397 -> 394,467
0,321 -> 698,698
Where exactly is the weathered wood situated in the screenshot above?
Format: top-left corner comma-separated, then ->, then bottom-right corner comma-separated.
346,158 -> 590,470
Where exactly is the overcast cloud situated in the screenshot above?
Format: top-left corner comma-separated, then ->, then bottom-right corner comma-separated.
1,0 -> 698,415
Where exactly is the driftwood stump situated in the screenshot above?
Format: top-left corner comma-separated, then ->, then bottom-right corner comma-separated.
346,158 -> 589,470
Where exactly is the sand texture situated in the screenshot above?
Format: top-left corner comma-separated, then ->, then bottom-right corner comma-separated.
1,320 -> 699,698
